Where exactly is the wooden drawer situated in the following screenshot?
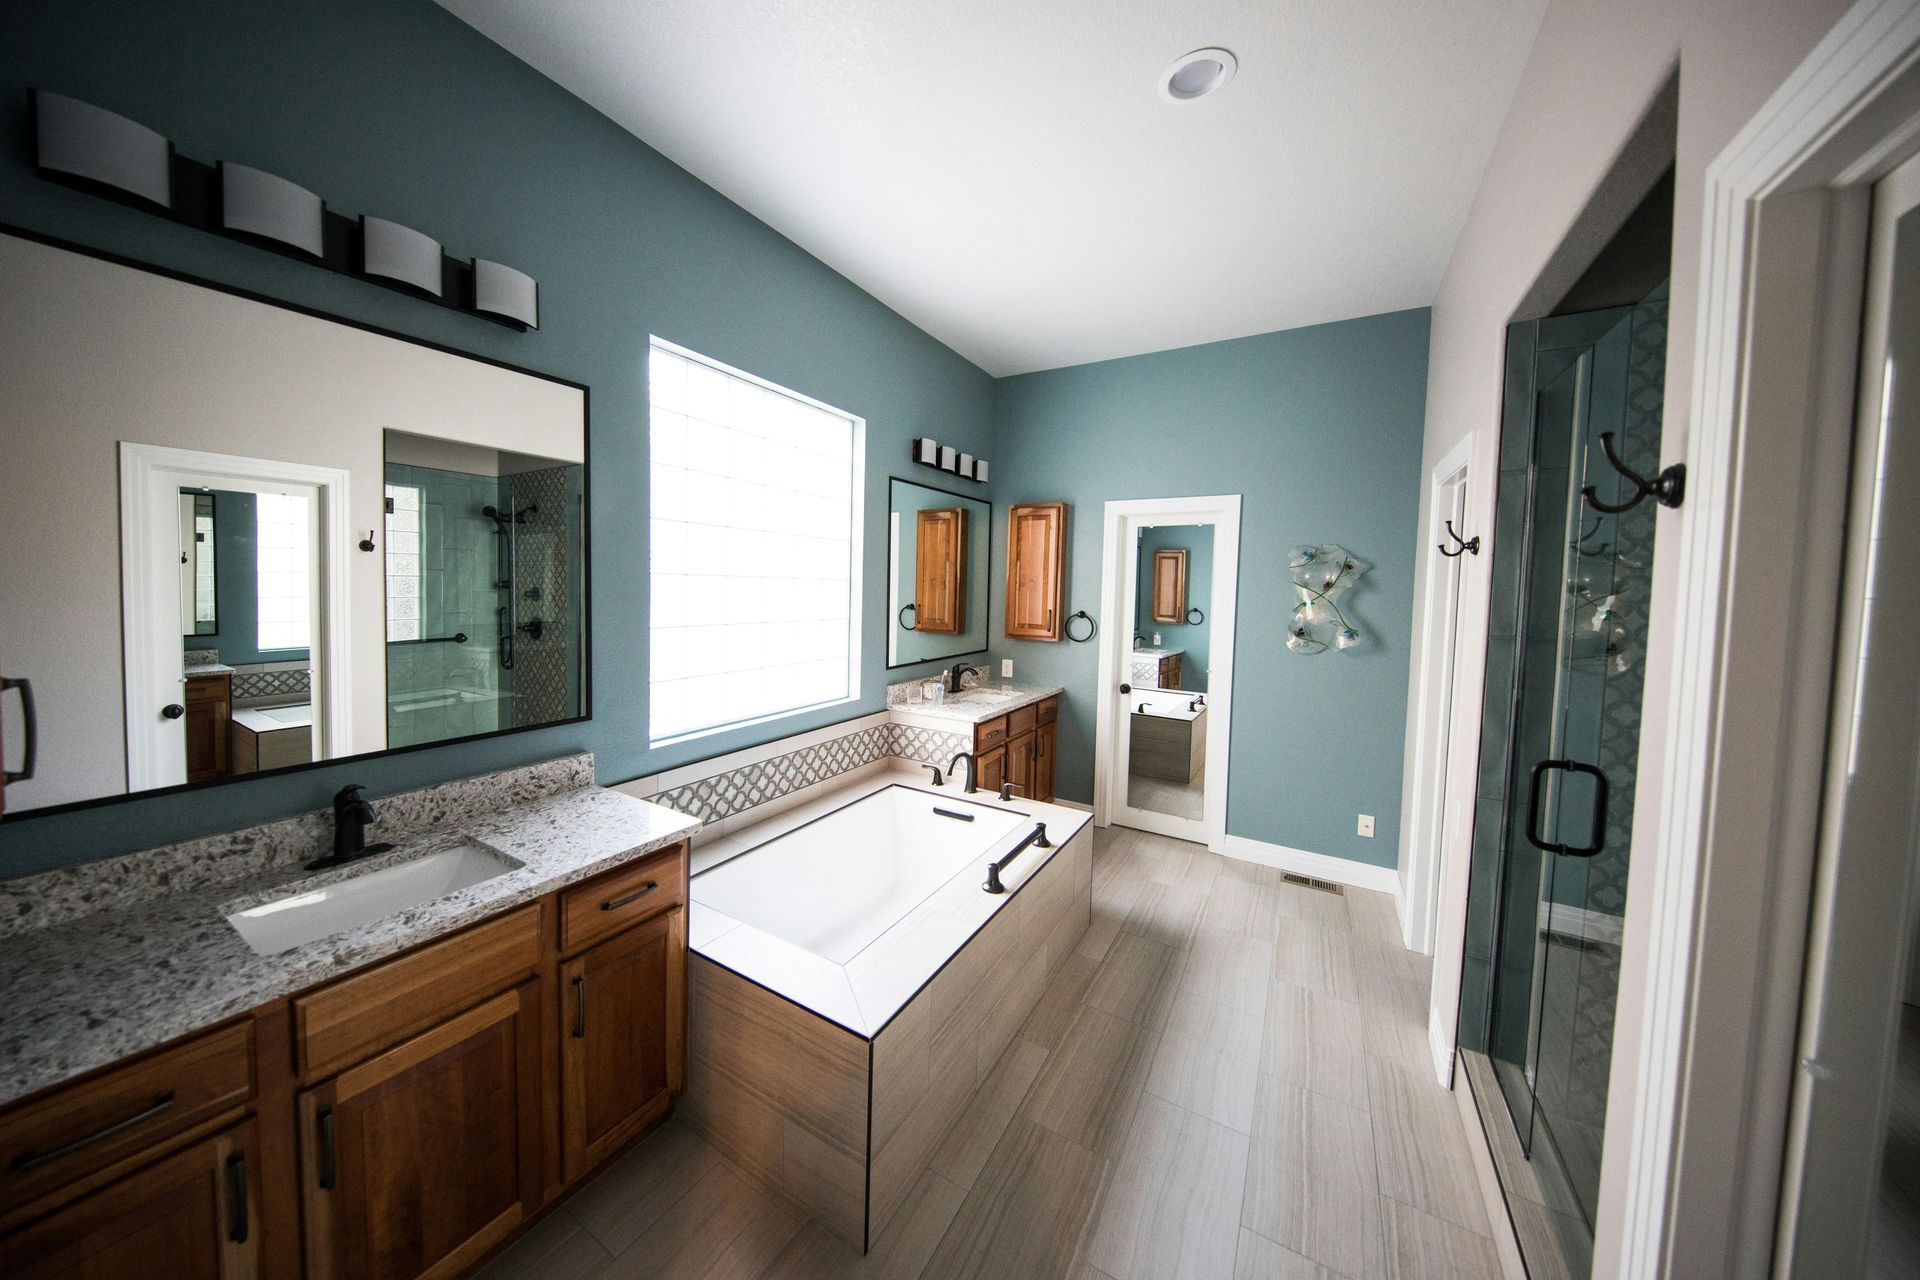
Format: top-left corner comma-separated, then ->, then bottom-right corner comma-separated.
559,844 -> 687,956
976,716 -> 1008,752
293,906 -> 540,1079
1008,704 -> 1037,738
1037,696 -> 1058,725
0,1020 -> 252,1213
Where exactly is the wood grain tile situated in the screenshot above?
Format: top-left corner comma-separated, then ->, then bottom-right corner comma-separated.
1087,930 -> 1182,1026
1085,1093 -> 1249,1280
1262,982 -> 1369,1111
601,1159 -> 800,1280
1149,842 -> 1225,890
1380,1196 -> 1503,1280
1145,992 -> 1264,1134
1124,882 -> 1209,951
919,1118 -> 1109,1280
1174,929 -> 1274,1015
758,1169 -> 968,1280
1356,968 -> 1435,1075
1022,950 -> 1101,1050
569,1116 -> 721,1255
1366,1058 -> 1490,1236
1243,1074 -> 1385,1280
1198,877 -> 1288,943
1021,1005 -> 1158,1158
475,1206 -> 611,1280
1232,1229 -> 1342,1280
1271,883 -> 1352,933
1271,921 -> 1362,1003
931,1037 -> 1050,1189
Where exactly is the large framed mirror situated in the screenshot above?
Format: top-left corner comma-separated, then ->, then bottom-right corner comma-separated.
886,477 -> 989,668
1127,523 -> 1212,820
0,231 -> 588,819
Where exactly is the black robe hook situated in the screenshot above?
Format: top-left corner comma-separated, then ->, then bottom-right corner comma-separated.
1438,519 -> 1480,558
1583,431 -> 1685,514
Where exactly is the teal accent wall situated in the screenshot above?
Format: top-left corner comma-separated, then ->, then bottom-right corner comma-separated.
1132,524 -> 1212,693
993,310 -> 1430,868
0,0 -> 992,873
180,489 -> 312,667
888,479 -> 990,667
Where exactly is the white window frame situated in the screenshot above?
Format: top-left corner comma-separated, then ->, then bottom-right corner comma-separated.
646,335 -> 865,749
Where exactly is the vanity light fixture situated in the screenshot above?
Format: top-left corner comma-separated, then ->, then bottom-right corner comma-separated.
362,216 -> 444,297
473,258 -> 539,330
32,89 -> 173,208
939,445 -> 959,473
916,437 -> 939,466
908,435 -> 988,483
220,162 -> 325,258
1159,47 -> 1238,104
958,453 -> 976,479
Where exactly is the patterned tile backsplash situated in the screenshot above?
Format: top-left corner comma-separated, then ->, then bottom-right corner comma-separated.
232,667 -> 311,701
650,720 -> 969,827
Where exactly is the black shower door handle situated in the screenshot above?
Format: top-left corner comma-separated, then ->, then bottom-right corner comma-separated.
1525,758 -> 1609,857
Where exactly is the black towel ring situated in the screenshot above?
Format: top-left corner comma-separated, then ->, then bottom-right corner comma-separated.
897,603 -> 917,631
1185,606 -> 1204,625
1065,610 -> 1097,643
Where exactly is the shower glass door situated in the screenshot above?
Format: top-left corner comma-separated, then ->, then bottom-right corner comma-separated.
1460,288 -> 1667,1258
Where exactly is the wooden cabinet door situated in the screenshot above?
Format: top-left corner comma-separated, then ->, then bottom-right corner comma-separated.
1034,721 -> 1057,804
299,983 -> 541,1280
913,508 -> 967,635
184,675 -> 230,782
1006,732 -> 1034,799
1150,549 -> 1188,624
0,1120 -> 259,1280
977,746 -> 1007,796
560,907 -> 684,1182
1004,503 -> 1065,641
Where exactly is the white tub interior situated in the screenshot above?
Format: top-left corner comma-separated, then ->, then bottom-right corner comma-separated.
691,785 -> 1028,964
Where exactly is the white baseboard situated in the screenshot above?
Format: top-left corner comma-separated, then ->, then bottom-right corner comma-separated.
1219,834 -> 1401,898
1430,1016 -> 1454,1087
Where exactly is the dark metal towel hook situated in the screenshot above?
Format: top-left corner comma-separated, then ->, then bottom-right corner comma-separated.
1184,606 -> 1205,625
1438,519 -> 1480,558
1584,431 -> 1685,514
1065,610 -> 1097,643
897,603 -> 917,631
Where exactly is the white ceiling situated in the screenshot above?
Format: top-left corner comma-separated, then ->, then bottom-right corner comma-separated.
438,0 -> 1548,376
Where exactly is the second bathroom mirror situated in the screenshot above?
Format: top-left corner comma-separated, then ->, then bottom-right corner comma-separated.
1128,523 -> 1213,821
887,477 -> 990,668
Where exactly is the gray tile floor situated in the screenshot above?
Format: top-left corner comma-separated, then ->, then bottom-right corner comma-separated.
478,826 -> 1502,1280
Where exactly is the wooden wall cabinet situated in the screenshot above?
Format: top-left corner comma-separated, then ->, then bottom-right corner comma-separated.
969,695 -> 1059,802
913,507 -> 967,635
1004,502 -> 1066,641
0,841 -> 691,1280
1149,549 -> 1188,624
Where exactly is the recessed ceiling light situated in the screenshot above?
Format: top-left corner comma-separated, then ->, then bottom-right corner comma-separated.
1159,47 -> 1237,104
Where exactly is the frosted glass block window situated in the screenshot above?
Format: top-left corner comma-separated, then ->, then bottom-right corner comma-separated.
255,492 -> 313,652
648,338 -> 863,746
385,483 -> 422,642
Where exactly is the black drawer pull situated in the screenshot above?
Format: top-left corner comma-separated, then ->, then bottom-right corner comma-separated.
600,882 -> 659,912
316,1105 -> 336,1190
10,1092 -> 175,1173
226,1151 -> 249,1243
572,975 -> 587,1038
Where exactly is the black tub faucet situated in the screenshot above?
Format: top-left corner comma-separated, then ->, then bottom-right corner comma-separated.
948,751 -> 979,794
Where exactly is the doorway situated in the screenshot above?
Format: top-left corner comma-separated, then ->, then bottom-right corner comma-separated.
1093,495 -> 1240,848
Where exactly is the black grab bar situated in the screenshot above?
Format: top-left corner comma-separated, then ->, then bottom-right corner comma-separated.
984,822 -> 1051,894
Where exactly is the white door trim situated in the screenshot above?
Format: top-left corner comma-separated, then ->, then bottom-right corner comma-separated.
1092,494 -> 1242,850
119,443 -> 354,792
1605,4 -> 1920,1276
1401,433 -> 1477,959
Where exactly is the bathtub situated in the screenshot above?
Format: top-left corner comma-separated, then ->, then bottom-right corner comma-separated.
682,775 -> 1092,1251
1129,691 -> 1208,782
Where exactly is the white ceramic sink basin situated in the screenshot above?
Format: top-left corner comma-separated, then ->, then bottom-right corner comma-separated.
948,688 -> 1018,706
226,844 -> 519,956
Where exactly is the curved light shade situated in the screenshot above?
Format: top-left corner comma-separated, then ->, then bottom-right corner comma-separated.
361,216 -> 442,296
221,162 -> 324,258
33,90 -> 171,208
473,258 -> 538,329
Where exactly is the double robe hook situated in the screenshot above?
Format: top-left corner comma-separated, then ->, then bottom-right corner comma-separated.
1438,520 -> 1480,558
1584,431 -> 1685,514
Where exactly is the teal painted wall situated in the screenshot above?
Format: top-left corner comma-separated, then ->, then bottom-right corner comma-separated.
181,489 -> 312,668
0,0 -> 992,874
993,310 -> 1430,868
1132,524 -> 1212,693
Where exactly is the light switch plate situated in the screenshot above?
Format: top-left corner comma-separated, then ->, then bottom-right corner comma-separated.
1357,814 -> 1375,838
1001,659 -> 1013,678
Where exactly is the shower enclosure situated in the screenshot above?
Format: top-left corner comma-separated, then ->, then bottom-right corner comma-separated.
1456,286 -> 1669,1275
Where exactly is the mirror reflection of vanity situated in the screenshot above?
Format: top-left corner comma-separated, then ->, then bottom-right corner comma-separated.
1127,523 -> 1213,820
887,477 -> 989,667
0,232 -> 587,818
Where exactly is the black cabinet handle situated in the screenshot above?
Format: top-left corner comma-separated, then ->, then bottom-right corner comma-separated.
316,1106 -> 336,1190
1525,759 -> 1610,858
226,1151 -> 249,1244
9,1091 -> 175,1172
600,882 -> 658,912
1,677 -> 36,783
572,976 -> 587,1038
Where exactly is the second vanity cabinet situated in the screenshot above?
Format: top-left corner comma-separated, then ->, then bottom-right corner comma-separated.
0,840 -> 689,1280
972,695 -> 1059,803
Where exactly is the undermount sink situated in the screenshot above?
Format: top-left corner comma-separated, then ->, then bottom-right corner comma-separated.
226,843 -> 521,956
947,688 -> 1018,705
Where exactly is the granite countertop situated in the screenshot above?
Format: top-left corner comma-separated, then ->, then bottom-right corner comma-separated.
886,680 -> 1064,725
0,784 -> 699,1107
1131,646 -> 1183,658
184,661 -> 238,676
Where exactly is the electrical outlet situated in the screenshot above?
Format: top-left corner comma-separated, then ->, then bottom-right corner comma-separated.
1001,659 -> 1013,678
1357,814 -> 1375,838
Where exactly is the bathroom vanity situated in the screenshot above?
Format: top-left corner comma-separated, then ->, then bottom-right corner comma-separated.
889,682 -> 1063,802
0,758 -> 697,1280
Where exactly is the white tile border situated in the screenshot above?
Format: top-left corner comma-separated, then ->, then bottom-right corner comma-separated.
1218,832 -> 1402,898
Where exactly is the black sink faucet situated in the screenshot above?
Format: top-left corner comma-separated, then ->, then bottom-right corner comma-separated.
948,751 -> 979,794
303,785 -> 394,871
946,662 -> 980,694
